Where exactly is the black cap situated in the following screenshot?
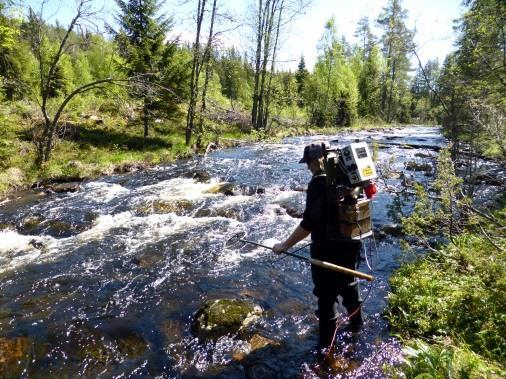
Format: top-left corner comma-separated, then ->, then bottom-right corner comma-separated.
299,142 -> 328,163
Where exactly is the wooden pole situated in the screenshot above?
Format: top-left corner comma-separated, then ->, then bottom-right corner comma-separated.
240,238 -> 374,281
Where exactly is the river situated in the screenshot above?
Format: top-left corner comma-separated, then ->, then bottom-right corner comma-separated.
0,126 -> 500,378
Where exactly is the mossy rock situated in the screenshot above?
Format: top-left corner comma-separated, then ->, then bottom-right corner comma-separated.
193,299 -> 263,339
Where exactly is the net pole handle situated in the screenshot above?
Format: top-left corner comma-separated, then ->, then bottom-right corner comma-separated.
308,258 -> 374,281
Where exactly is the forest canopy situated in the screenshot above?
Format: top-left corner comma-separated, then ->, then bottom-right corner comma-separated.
0,0 -> 504,171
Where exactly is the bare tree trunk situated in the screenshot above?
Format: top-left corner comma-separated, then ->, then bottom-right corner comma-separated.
262,0 -> 284,129
27,0 -> 120,166
143,99 -> 149,138
196,0 -> 218,148
252,0 -> 266,128
386,59 -> 396,122
185,0 -> 207,146
256,0 -> 277,130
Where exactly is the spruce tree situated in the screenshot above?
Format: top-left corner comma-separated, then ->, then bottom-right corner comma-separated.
294,55 -> 308,108
377,0 -> 413,122
112,0 -> 183,138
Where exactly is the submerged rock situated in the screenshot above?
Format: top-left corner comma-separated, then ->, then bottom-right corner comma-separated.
192,299 -> 263,339
0,336 -> 32,378
161,319 -> 184,345
131,250 -> 165,267
17,214 -> 45,233
115,333 -> 147,358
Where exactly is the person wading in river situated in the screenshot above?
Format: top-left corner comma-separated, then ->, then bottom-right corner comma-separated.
272,142 -> 363,349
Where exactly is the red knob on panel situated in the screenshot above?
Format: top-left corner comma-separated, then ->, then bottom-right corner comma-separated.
364,182 -> 377,198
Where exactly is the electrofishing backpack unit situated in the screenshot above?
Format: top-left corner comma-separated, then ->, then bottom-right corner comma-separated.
321,141 -> 378,240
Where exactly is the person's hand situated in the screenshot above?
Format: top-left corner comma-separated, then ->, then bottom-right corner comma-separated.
272,242 -> 288,254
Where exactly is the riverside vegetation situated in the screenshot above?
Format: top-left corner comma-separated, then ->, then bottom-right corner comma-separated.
0,0 -> 505,377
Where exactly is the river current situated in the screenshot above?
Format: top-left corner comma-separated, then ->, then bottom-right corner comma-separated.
0,126 -> 497,378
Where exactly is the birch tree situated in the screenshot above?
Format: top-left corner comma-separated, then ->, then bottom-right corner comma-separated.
250,0 -> 308,130
26,0 -> 119,166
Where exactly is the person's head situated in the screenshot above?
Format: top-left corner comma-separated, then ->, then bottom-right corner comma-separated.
299,142 -> 327,174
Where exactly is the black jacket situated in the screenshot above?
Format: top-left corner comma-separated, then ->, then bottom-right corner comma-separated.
300,173 -> 361,265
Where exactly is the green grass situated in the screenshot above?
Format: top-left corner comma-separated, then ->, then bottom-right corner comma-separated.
386,201 -> 506,378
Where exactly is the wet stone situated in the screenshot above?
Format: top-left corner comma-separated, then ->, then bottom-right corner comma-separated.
237,185 -> 266,196
233,334 -> 280,362
66,324 -> 115,364
380,224 -> 404,237
17,214 -> 45,233
405,161 -> 433,173
185,170 -> 211,183
192,299 -> 263,339
135,199 -> 194,216
29,239 -> 45,250
46,181 -> 81,193
204,183 -> 236,196
115,333 -> 147,358
131,251 -> 165,267
0,222 -> 15,231
194,207 -> 241,220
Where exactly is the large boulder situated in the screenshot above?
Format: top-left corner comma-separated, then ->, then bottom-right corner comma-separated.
192,299 -> 263,339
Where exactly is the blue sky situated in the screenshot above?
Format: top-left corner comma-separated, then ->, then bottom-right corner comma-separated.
23,0 -> 465,71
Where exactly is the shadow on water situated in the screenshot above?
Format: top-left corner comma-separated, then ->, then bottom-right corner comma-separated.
1,127 -> 502,378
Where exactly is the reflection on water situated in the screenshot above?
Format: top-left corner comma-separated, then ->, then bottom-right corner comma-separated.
0,127 -> 502,377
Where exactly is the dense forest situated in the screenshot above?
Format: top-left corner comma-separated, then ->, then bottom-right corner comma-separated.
1,0 -> 502,192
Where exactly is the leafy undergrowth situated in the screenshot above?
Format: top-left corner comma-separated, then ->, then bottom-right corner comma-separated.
387,202 -> 506,378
